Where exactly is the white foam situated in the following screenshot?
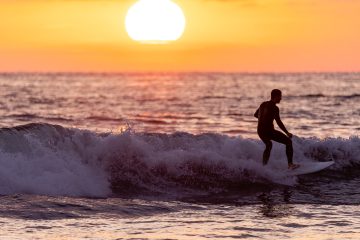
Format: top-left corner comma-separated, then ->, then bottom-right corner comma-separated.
0,124 -> 358,196
0,125 -> 110,197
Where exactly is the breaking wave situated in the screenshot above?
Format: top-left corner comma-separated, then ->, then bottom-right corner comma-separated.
0,123 -> 359,197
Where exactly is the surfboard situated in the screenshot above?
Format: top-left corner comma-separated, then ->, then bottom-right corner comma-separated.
285,161 -> 335,176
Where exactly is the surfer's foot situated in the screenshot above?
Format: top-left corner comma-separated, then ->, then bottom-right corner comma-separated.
288,163 -> 300,170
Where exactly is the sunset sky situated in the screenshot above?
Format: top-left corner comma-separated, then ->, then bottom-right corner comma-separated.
0,0 -> 359,72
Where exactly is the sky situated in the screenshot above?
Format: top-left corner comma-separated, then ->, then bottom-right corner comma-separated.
0,0 -> 359,72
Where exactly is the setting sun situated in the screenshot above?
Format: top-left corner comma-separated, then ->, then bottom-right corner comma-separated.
125,0 -> 186,44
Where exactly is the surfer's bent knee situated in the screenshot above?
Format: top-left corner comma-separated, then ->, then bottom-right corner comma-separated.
265,141 -> 272,149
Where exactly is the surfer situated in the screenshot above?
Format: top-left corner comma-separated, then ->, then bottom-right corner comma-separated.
254,89 -> 300,170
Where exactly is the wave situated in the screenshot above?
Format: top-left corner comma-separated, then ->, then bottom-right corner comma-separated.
0,123 -> 359,197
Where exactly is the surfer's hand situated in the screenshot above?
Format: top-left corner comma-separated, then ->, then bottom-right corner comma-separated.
287,132 -> 293,138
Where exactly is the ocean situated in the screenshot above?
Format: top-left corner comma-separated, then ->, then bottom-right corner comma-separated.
0,72 -> 359,239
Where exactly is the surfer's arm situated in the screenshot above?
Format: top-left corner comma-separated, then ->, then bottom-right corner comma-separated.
254,108 -> 259,118
275,109 -> 291,136
276,117 -> 289,134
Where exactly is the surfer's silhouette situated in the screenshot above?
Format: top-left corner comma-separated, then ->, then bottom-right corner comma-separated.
254,89 -> 299,170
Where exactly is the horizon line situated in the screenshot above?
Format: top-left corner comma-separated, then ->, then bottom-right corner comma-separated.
0,71 -> 360,75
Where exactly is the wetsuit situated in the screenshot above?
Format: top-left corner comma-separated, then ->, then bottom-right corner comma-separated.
254,101 -> 293,165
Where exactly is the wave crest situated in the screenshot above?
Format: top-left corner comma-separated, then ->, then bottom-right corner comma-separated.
0,123 -> 359,197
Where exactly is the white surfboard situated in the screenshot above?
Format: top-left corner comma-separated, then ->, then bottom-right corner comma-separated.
285,161 -> 335,176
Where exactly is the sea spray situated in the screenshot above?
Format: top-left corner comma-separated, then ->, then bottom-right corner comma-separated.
0,123 -> 359,197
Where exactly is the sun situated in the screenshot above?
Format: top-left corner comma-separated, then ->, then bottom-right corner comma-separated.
125,0 -> 186,44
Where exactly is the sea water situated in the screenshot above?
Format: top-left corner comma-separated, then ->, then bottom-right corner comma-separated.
0,72 -> 359,239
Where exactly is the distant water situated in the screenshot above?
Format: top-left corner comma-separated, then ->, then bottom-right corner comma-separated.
0,72 -> 359,239
1,72 -> 359,138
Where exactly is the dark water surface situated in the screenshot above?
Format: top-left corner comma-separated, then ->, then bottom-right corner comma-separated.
0,73 -> 359,239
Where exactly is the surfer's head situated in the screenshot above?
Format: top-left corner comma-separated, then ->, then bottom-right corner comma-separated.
271,89 -> 282,103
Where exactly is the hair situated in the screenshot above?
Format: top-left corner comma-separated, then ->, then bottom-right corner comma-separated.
271,89 -> 282,99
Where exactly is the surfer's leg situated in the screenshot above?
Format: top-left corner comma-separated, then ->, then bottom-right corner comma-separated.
263,140 -> 272,165
259,135 -> 272,165
271,130 -> 293,165
258,131 -> 272,165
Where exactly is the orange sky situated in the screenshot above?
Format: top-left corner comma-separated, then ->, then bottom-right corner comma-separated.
0,0 -> 359,72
